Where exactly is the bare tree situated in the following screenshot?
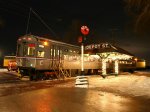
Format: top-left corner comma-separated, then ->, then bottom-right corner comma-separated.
124,0 -> 150,35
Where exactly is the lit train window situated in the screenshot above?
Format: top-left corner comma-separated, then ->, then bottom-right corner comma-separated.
57,49 -> 60,59
57,49 -> 59,56
37,51 -> 45,57
50,48 -> 53,58
27,47 -> 35,56
60,50 -> 63,59
27,44 -> 35,56
54,49 -> 55,58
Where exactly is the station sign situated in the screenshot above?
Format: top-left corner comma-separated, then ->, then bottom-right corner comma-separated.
85,43 -> 111,50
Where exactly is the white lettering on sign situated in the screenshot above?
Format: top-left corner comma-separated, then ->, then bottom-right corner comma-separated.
85,43 -> 111,50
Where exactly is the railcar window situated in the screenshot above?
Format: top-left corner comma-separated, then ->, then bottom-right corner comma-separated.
22,43 -> 35,56
57,49 -> 60,59
27,46 -> 35,56
50,48 -> 53,59
23,43 -> 27,56
55,46 -> 59,60
59,49 -> 63,60
54,49 -> 56,58
17,44 -> 21,56
37,51 -> 45,57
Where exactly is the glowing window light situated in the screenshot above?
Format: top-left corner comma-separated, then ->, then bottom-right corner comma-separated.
114,60 -> 119,74
43,41 -> 48,46
134,58 -> 138,61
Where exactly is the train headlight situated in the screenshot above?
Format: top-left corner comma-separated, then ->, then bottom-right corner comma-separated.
44,41 -> 48,46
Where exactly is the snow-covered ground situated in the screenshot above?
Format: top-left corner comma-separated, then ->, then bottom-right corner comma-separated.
88,71 -> 150,98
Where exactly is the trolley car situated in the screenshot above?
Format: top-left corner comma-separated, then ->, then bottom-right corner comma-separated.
16,34 -> 97,80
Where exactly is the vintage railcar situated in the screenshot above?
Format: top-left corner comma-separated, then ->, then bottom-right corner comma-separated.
16,35 -> 78,80
16,35 -> 100,80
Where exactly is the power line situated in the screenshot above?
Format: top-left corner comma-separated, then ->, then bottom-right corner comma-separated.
26,8 -> 32,34
27,8 -> 58,38
0,1 -> 59,39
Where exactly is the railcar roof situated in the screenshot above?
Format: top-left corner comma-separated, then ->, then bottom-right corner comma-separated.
20,34 -> 80,49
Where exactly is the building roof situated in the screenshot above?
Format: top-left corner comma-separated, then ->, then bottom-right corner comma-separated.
84,43 -> 134,56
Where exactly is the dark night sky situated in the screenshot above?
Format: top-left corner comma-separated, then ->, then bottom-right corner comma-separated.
0,0 -> 150,65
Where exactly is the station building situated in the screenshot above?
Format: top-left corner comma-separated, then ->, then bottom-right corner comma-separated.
83,42 -> 136,75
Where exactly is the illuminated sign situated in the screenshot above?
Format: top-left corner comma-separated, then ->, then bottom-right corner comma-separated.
85,43 -> 111,50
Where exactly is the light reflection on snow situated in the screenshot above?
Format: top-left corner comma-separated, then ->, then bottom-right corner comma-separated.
98,92 -> 131,112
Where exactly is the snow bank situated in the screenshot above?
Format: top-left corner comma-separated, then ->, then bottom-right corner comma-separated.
89,72 -> 150,98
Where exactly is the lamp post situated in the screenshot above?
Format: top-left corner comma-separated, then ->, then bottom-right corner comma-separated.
80,25 -> 89,75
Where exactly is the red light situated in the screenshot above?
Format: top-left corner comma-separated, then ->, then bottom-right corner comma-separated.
81,26 -> 89,35
28,43 -> 35,47
78,36 -> 83,43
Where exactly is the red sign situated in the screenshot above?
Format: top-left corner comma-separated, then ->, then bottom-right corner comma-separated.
28,43 -> 35,47
81,26 -> 89,35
